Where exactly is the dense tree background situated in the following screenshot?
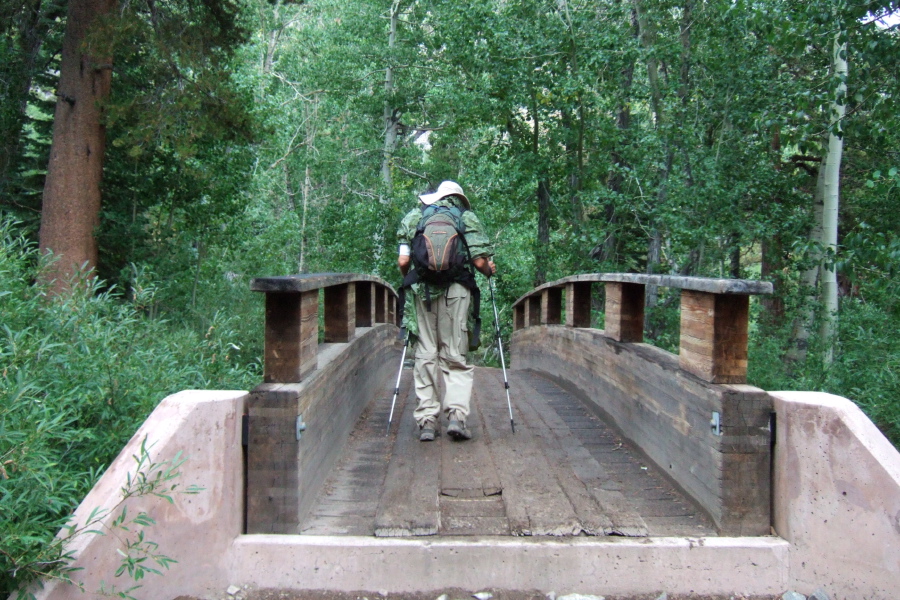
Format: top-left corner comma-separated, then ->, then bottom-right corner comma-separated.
2,0 -> 899,594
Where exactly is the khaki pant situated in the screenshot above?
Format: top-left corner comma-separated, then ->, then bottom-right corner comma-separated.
413,283 -> 473,427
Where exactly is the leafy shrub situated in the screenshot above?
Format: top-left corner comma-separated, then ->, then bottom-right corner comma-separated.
0,217 -> 258,596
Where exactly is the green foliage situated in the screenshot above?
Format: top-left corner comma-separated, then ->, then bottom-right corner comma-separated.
0,218 -> 257,596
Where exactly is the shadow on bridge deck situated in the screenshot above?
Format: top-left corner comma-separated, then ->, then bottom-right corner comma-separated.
300,367 -> 715,538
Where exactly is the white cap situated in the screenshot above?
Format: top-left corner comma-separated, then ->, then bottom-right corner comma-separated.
418,180 -> 470,209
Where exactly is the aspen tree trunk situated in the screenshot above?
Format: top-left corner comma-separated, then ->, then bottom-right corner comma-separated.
262,0 -> 282,78
381,0 -> 401,190
820,26 -> 847,366
39,0 -> 117,292
299,165 -> 310,273
788,157 -> 827,364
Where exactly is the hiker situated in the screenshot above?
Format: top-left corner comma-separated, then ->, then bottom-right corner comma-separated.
397,181 -> 496,442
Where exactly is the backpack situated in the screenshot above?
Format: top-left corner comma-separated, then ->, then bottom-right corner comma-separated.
398,204 -> 481,348
410,205 -> 470,287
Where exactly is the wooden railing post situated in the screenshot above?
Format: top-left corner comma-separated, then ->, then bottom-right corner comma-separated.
355,281 -> 373,327
514,304 -> 525,331
527,295 -> 542,326
565,282 -> 592,327
252,274 -> 399,384
679,290 -> 750,384
604,282 -> 645,343
388,290 -> 397,326
324,283 -> 355,343
543,287 -> 563,325
375,286 -> 386,322
264,290 -> 318,383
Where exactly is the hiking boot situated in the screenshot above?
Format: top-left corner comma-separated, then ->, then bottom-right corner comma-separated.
447,419 -> 472,441
419,422 -> 436,442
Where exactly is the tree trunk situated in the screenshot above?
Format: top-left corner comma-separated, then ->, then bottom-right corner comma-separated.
559,0 -> 585,226
729,236 -> 741,278
532,88 -> 551,287
761,127 -> 786,325
38,0 -> 117,292
820,26 -> 846,367
787,157 -> 827,364
1,0 -> 57,202
760,237 -> 786,324
632,0 -> 670,327
536,179 -> 551,286
677,0 -> 695,187
380,0 -> 401,190
299,165 -> 311,274
593,7 -> 639,264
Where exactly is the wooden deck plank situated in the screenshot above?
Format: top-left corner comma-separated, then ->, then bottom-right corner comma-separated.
440,398 -> 503,498
517,373 -> 716,537
510,371 -> 646,537
300,367 -> 717,539
374,379 -> 441,537
475,370 -> 581,536
299,371 -> 406,536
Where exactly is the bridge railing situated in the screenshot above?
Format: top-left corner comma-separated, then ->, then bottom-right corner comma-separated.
247,273 -> 401,533
511,273 -> 774,535
251,273 -> 398,383
512,273 -> 773,385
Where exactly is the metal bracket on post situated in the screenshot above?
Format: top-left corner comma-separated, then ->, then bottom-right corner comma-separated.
296,414 -> 307,441
710,411 -> 722,436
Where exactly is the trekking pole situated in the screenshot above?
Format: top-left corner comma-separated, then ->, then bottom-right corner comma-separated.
488,277 -> 515,433
386,330 -> 411,435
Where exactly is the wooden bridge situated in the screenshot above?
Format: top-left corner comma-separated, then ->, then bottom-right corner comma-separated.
25,272 -> 900,600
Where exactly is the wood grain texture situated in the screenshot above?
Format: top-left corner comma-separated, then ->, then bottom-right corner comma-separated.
299,367 -> 716,538
604,282 -> 644,343
679,291 -> 749,384
264,290 -> 318,383
374,384 -> 441,537
324,283 -> 355,343
514,273 -> 772,309
252,273 -> 396,295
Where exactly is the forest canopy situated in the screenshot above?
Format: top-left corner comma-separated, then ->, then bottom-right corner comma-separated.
1,0 -> 899,595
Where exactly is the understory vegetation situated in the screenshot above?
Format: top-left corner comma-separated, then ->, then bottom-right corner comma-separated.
1,0 -> 899,595
0,218 -> 258,595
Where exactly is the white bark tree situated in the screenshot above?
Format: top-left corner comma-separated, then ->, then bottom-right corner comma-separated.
820,24 -> 848,366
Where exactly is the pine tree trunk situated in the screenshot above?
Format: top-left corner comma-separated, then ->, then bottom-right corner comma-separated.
38,0 -> 117,292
